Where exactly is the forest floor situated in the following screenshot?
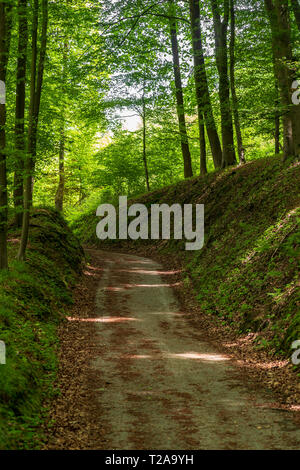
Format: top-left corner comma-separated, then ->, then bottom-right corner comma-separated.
44,248 -> 300,450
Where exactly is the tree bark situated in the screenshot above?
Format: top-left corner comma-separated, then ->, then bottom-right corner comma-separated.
0,1 -> 12,269
18,0 -> 48,261
199,115 -> 207,174
55,36 -> 68,212
55,128 -> 65,212
265,0 -> 300,160
14,0 -> 28,227
189,0 -> 223,170
211,0 -> 237,167
229,0 -> 245,164
291,0 -> 300,32
142,95 -> 150,192
169,0 -> 193,178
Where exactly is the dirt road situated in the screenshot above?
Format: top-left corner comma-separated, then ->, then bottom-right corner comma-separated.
71,250 -> 299,450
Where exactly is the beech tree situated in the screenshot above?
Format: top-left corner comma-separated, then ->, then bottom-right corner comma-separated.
189,0 -> 223,172
0,0 -> 12,269
14,0 -> 28,227
265,0 -> 300,161
18,0 -> 48,261
169,0 -> 193,178
211,0 -> 237,167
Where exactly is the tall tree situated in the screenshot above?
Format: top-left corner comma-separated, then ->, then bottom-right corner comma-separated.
291,0 -> 300,32
141,91 -> 150,191
189,0 -> 223,170
169,0 -> 193,178
0,0 -> 12,269
211,0 -> 237,167
14,0 -> 28,226
265,0 -> 300,160
18,0 -> 49,261
229,0 -> 245,164
55,37 -> 68,212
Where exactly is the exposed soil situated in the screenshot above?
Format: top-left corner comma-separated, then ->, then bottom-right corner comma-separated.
44,248 -> 300,450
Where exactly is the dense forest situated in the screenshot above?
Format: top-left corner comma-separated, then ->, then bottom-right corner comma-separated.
0,0 -> 299,265
0,0 -> 299,451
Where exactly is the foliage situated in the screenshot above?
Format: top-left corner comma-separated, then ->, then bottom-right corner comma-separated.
0,208 -> 84,449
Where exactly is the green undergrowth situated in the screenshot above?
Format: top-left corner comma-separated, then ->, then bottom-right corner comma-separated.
72,156 -> 300,362
0,208 -> 84,449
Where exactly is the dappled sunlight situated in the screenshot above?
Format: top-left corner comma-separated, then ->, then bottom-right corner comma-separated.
119,351 -> 230,362
105,286 -> 124,292
148,311 -> 183,316
66,316 -> 140,323
124,354 -> 153,359
123,282 -> 181,288
114,268 -> 181,276
100,282 -> 181,291
241,208 -> 298,265
168,352 -> 230,362
124,259 -> 154,265
84,265 -> 105,277
7,238 -> 20,244
236,358 -> 289,370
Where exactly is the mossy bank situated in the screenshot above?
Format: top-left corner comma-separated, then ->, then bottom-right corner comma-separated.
0,208 -> 84,449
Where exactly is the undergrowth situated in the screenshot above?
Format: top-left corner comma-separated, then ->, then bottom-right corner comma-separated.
0,208 -> 84,449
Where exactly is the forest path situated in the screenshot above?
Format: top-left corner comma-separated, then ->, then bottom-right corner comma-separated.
46,249 -> 300,450
86,250 -> 300,450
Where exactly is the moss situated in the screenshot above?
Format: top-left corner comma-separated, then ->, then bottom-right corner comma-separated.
0,208 -> 84,449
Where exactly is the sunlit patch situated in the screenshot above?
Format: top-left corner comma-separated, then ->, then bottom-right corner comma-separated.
236,359 -> 289,370
167,352 -> 230,361
114,269 -> 181,276
7,238 -> 20,244
254,402 -> 300,413
118,351 -> 230,362
124,283 -> 181,288
84,265 -> 105,276
100,282 -> 181,290
150,311 -> 183,316
66,316 -> 139,323
123,354 -> 153,359
290,405 -> 300,411
105,287 -> 124,292
125,259 -> 153,265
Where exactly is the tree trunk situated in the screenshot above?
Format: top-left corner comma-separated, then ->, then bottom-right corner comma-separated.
14,0 -> 28,227
229,0 -> 245,164
273,53 -> 281,154
55,36 -> 68,212
199,115 -> 207,175
211,0 -> 237,167
142,96 -> 150,192
265,0 -> 300,160
55,128 -> 65,212
169,0 -> 193,178
274,86 -> 281,154
291,0 -> 300,32
18,0 -> 48,261
0,1 -> 12,270
189,0 -> 223,169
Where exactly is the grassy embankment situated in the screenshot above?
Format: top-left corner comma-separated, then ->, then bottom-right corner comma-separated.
0,208 -> 84,449
71,156 -> 300,360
